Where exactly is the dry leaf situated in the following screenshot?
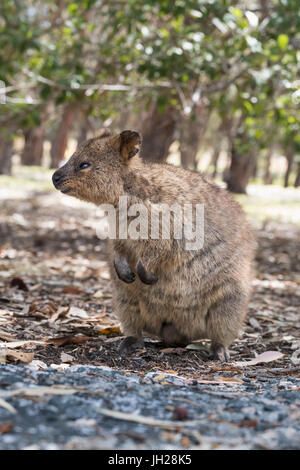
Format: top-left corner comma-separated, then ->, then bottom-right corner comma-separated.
0,329 -> 16,342
10,277 -> 28,291
5,349 -> 34,363
93,290 -> 103,298
216,376 -> 244,384
67,306 -> 89,318
0,386 -> 80,399
0,340 -> 44,349
186,343 -> 209,351
0,309 -> 13,317
161,348 -> 178,354
291,349 -> 300,365
234,351 -> 284,367
100,271 -> 110,280
61,286 -> 85,295
0,422 -> 14,434
153,374 -> 166,382
0,398 -> 17,414
97,326 -> 121,335
46,335 -> 94,347
28,360 -> 48,371
95,407 -> 204,430
60,352 -> 74,363
50,363 -> 70,371
49,306 -> 70,323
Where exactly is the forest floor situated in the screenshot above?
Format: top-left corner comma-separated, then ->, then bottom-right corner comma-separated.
0,170 -> 299,450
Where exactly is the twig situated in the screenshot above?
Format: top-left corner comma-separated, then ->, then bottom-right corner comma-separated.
95,407 -> 205,430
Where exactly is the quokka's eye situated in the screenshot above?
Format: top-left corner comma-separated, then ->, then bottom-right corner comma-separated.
79,162 -> 90,170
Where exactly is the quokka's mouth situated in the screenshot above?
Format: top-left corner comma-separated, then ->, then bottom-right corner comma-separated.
61,187 -> 72,194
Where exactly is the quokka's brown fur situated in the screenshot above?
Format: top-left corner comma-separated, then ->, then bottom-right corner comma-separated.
53,130 -> 256,361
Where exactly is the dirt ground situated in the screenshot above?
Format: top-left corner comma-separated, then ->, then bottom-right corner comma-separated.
0,182 -> 299,449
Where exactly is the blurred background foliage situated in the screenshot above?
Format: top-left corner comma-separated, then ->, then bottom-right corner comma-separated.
0,0 -> 299,193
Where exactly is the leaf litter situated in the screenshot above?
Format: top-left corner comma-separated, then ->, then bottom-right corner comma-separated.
0,189 -> 299,449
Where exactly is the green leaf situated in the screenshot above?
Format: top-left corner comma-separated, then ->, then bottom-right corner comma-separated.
231,7 -> 243,19
277,34 -> 289,51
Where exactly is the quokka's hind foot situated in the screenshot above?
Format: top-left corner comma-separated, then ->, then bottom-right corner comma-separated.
210,342 -> 230,362
118,336 -> 144,354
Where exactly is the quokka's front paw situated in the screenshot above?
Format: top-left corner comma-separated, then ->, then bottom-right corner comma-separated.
114,254 -> 136,284
136,260 -> 158,285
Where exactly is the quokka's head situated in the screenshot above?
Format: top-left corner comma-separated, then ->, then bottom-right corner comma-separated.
52,130 -> 141,205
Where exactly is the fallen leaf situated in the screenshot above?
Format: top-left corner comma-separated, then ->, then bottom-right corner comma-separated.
237,419 -> 258,428
0,422 -> 13,434
210,365 -> 242,373
50,363 -> 70,371
0,309 -> 12,317
0,398 -> 17,414
291,349 -> 300,365
196,379 -> 226,385
28,360 -> 48,371
68,306 -> 89,318
0,329 -> 16,342
0,340 -> 45,349
46,335 -> 94,347
93,290 -> 103,298
216,376 -> 244,384
49,306 -> 70,323
61,286 -> 86,295
153,373 -> 166,382
10,277 -> 28,291
186,343 -> 209,351
100,271 -> 110,280
95,407 -> 204,430
5,349 -> 34,363
248,318 -> 261,330
97,326 -> 121,335
60,352 -> 74,363
234,351 -> 284,367
0,386 -> 80,399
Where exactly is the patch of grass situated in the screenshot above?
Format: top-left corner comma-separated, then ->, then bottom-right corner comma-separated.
0,166 -> 54,192
235,184 -> 300,226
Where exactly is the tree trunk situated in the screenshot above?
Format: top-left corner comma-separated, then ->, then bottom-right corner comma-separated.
252,159 -> 258,179
140,104 -> 177,163
0,137 -> 13,175
225,148 -> 256,194
179,105 -> 208,170
77,122 -> 89,146
179,118 -> 199,169
22,123 -> 46,166
211,147 -> 221,178
284,150 -> 294,188
294,162 -> 300,187
263,147 -> 273,184
50,104 -> 77,168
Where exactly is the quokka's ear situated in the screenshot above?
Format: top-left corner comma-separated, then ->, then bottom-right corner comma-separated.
110,130 -> 142,162
95,128 -> 112,139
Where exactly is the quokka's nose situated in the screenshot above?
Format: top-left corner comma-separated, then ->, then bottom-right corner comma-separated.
52,170 -> 63,186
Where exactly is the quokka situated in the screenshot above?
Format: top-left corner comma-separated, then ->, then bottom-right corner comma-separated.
53,130 -> 256,361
